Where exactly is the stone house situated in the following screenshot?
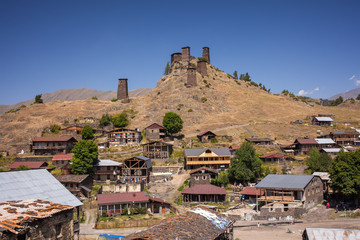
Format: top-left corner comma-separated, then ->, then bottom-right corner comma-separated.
184,148 -> 231,170
246,138 -> 274,145
107,128 -> 141,147
189,167 -> 219,187
52,153 -> 74,168
256,174 -> 323,219
0,199 -> 74,240
142,141 -> 173,160
144,123 -> 166,140
197,131 -> 217,143
61,125 -> 83,137
97,192 -> 171,216
93,159 -> 122,182
31,136 -> 77,155
54,175 -> 93,199
121,156 -> 152,183
181,184 -> 226,203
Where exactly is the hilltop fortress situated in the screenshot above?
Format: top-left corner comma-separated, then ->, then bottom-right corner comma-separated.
170,47 -> 210,87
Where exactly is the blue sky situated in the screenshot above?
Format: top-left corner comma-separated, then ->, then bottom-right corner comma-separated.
1,0 -> 360,105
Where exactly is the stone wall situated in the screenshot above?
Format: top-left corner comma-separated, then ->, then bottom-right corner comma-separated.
190,173 -> 211,187
187,67 -> 197,86
197,60 -> 207,76
152,166 -> 182,174
14,156 -> 53,162
117,78 -> 129,101
303,176 -> 324,209
171,52 -> 182,65
260,204 -> 305,220
101,182 -> 143,193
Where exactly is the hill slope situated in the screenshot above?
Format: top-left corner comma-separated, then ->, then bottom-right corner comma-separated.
329,87 -> 360,100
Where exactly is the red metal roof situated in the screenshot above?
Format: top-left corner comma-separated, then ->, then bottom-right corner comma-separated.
97,192 -> 149,205
229,145 -> 240,150
295,139 -> 318,145
52,153 -> 74,161
240,187 -> 265,196
33,136 -> 77,142
145,123 -> 164,129
181,184 -> 226,195
9,161 -> 47,169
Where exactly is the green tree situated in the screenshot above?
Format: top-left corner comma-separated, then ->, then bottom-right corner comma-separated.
244,72 -> 251,82
34,94 -> 43,104
99,114 -> 112,127
330,96 -> 343,106
162,112 -> 183,135
112,112 -> 129,128
81,125 -> 94,140
330,150 -> 360,201
228,141 -> 263,184
306,148 -> 333,173
356,94 -> 360,100
233,71 -> 238,79
14,165 -> 31,171
239,74 -> 244,80
164,62 -> 170,75
211,170 -> 230,187
71,140 -> 98,174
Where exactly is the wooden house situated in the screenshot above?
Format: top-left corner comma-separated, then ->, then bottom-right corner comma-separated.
189,167 -> 219,187
314,138 -> 336,149
142,141 -> 173,160
107,128 -> 141,147
144,123 -> 166,140
52,153 -> 74,168
311,116 -> 333,126
97,192 -> 171,216
121,156 -> 152,183
240,187 -> 265,203
184,148 -> 231,170
260,152 -> 293,163
245,138 -> 274,145
54,174 -> 93,198
197,131 -> 216,143
181,184 -> 226,203
329,131 -> 360,146
93,159 -> 122,182
31,136 -> 77,155
61,126 -> 83,137
293,138 -> 318,155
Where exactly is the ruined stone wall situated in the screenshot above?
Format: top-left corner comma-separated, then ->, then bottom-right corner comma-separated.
117,78 -> 129,101
202,47 -> 210,63
152,166 -> 182,174
182,47 -> 190,62
187,67 -> 197,87
197,60 -> 207,76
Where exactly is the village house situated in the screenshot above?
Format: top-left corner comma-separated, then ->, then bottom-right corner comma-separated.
0,199 -> 74,240
189,167 -> 219,187
8,161 -> 53,171
328,131 -> 360,146
320,148 -> 348,157
314,138 -> 336,149
144,123 -> 166,140
260,152 -> 294,163
229,145 -> 240,156
61,125 -> 83,137
197,131 -> 217,143
142,141 -> 173,160
52,153 -> 74,168
122,206 -> 234,240
312,172 -> 331,197
121,156 -> 152,183
292,138 -> 318,155
181,184 -> 226,203
246,138 -> 275,145
93,159 -> 122,182
97,192 -> 171,216
184,148 -> 231,170
31,136 -> 77,155
107,128 -> 141,147
240,187 -> 265,203
311,116 -> 333,126
54,174 -> 93,199
256,174 -> 323,219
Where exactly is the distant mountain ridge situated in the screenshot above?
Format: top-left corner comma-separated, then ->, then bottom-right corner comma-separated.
329,87 -> 360,100
0,88 -> 152,114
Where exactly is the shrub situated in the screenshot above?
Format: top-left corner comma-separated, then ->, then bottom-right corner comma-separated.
111,98 -> 118,102
201,97 -> 207,102
20,105 -> 26,108
210,137 -> 218,143
34,94 -> 43,104
92,96 -> 98,100
188,109 -> 193,112
49,124 -> 61,134
137,207 -> 147,214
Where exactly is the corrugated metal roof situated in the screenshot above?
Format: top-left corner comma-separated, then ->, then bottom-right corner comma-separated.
256,174 -> 315,190
321,148 -> 348,153
304,228 -> 360,240
184,148 -> 231,157
95,159 -> 122,167
52,153 -> 74,161
0,169 -> 82,207
315,117 -> 333,122
315,138 -> 336,144
296,139 -> 318,145
134,156 -> 152,168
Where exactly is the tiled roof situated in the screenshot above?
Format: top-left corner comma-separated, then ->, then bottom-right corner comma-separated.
295,138 -> 318,145
149,197 -> 170,205
256,174 -> 316,190
97,192 -> 149,205
197,131 -> 216,137
54,174 -> 90,183
122,206 -> 233,240
181,184 -> 226,195
9,161 -> 47,169
145,123 -> 164,129
0,199 -> 73,235
52,153 -> 74,161
33,136 -> 77,142
240,187 -> 265,196
229,145 -> 240,150
184,148 -> 231,157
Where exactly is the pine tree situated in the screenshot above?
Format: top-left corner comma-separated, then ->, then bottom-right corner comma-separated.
164,62 -> 170,75
233,71 -> 238,79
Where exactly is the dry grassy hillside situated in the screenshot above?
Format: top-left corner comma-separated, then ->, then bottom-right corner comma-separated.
0,60 -> 359,153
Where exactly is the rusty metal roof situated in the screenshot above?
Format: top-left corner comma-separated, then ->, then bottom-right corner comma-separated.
0,199 -> 73,235
304,228 -> 360,240
52,153 -> 74,161
32,136 -> 77,142
145,123 -> 164,129
197,131 -> 216,137
9,161 -> 47,170
295,138 -> 318,145
122,206 -> 233,240
181,184 -> 226,195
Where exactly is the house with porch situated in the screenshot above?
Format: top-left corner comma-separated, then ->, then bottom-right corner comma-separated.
107,128 -> 141,147
197,131 -> 217,143
97,192 -> 171,216
256,174 -> 323,219
142,141 -> 173,160
184,148 -> 231,170
93,159 -> 122,182
121,156 -> 152,183
181,184 -> 226,203
328,131 -> 360,146
31,136 -> 77,155
144,123 -> 166,140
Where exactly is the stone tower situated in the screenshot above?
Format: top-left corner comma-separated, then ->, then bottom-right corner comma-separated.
197,59 -> 207,76
187,66 -> 197,87
171,52 -> 182,65
202,47 -> 210,63
117,78 -> 129,102
182,47 -> 190,62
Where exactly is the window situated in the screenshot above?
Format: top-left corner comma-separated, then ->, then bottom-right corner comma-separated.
202,176 -> 207,180
195,176 -> 199,180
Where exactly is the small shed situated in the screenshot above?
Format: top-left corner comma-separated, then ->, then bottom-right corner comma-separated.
312,116 -> 333,126
197,131 -> 217,143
